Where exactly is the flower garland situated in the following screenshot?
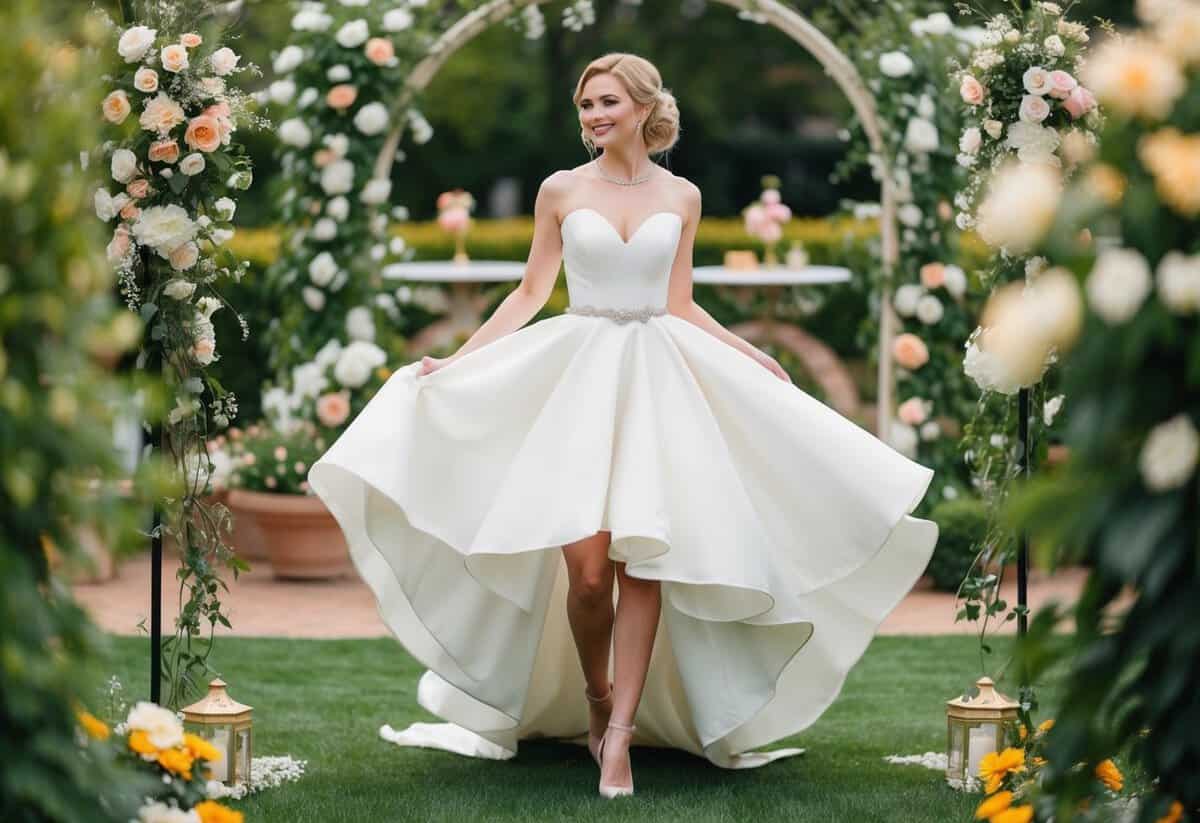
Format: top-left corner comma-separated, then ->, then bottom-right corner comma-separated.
97,3 -> 263,708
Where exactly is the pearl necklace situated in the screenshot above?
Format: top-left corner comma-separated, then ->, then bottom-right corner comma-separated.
593,157 -> 651,186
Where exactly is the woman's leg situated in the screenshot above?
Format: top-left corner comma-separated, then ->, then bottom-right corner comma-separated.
602,561 -> 662,790
561,530 -> 616,756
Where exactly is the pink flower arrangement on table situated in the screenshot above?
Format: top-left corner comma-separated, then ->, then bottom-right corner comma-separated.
436,188 -> 476,264
742,174 -> 792,266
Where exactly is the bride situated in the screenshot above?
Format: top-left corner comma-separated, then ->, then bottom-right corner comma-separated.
308,52 -> 938,800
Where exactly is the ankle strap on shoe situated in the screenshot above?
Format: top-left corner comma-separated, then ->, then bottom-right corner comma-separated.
607,721 -> 636,732
585,683 -> 613,703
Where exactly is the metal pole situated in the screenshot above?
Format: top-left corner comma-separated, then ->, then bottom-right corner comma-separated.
1016,387 -> 1031,644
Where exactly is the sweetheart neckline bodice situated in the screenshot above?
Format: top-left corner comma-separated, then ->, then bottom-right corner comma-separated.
561,207 -> 683,246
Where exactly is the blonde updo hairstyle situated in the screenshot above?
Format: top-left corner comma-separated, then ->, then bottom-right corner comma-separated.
574,53 -> 680,157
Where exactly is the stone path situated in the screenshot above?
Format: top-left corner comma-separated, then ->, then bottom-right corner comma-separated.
72,550 -> 1103,639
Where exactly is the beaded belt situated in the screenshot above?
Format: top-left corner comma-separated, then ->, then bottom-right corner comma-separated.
564,304 -> 668,324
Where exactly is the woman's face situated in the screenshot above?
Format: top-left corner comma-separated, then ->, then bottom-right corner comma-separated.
578,73 -> 644,148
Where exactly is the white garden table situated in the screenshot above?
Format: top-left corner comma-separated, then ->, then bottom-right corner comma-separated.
383,260 -> 859,416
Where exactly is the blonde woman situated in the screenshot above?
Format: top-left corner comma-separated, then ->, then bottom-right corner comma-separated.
310,52 -> 938,799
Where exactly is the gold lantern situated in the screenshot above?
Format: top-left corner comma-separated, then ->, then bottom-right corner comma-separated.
181,677 -> 253,786
945,676 -> 1019,790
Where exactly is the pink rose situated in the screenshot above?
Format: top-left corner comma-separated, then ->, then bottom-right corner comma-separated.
743,203 -> 769,235
106,225 -> 131,262
765,202 -> 792,222
102,90 -> 131,124
180,32 -> 203,48
437,206 -> 470,233
316,391 -> 351,428
148,139 -> 180,164
126,178 -> 150,199
960,75 -> 985,105
761,188 -> 781,205
273,445 -> 287,461
919,262 -> 946,289
760,221 -> 783,243
184,115 -> 222,152
897,397 -> 928,426
892,333 -> 930,370
1063,86 -> 1096,119
1047,70 -> 1077,100
326,84 -> 358,110
364,37 -> 395,66
436,191 -> 455,210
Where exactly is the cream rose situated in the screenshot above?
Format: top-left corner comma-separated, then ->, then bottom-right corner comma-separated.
1139,414 -> 1199,492
139,92 -> 185,135
102,90 -> 131,124
160,43 -> 189,74
960,75 -> 985,105
126,178 -> 150,199
110,148 -> 138,183
898,397 -> 929,426
279,118 -> 312,148
382,8 -> 414,31
1023,66 -> 1053,96
1156,251 -> 1200,314
360,178 -> 391,205
180,32 -> 202,48
163,279 -> 196,300
132,204 -> 197,257
133,67 -> 159,93
169,241 -> 199,271
1019,94 -> 1051,123
210,47 -> 240,76
353,102 -> 389,136
977,162 -> 1062,254
214,197 -> 236,221
320,159 -> 355,195
106,225 -> 132,263
879,51 -> 914,78
308,252 -> 338,286
126,701 -> 183,750
117,26 -> 156,63
1086,247 -> 1152,324
273,45 -> 304,74
179,153 -> 206,176
184,115 -> 222,153
959,127 -> 982,155
984,119 -> 1003,139
336,19 -> 370,48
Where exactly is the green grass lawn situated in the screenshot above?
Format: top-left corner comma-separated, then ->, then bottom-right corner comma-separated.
95,635 -> 1058,822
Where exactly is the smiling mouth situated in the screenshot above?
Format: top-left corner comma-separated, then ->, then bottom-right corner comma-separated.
593,124 -> 613,135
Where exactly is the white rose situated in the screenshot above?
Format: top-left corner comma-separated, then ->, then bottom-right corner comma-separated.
917,295 -> 945,325
279,118 -> 312,148
353,102 -> 389,136
325,134 -> 350,157
126,701 -> 184,750
916,94 -> 936,118
312,218 -> 338,240
977,162 -> 1062,254
320,158 -> 355,195
959,127 -> 982,155
160,44 -> 189,74
94,189 -> 117,221
1005,120 -> 1062,165
292,9 -> 333,31
904,117 -> 939,154
984,119 -> 1003,139
943,265 -> 967,298
336,19 -> 370,48
273,45 -> 305,74
1086,247 -> 1152,324
887,421 -> 919,458
314,339 -> 343,369
214,197 -> 236,221
118,25 -> 156,63
920,420 -> 943,441
132,204 -> 198,257
196,296 -> 221,320
1155,251 -> 1200,314
333,341 -> 387,388
110,148 -> 138,183
345,306 -> 376,341
383,8 -> 414,31
389,236 -> 407,255
1019,94 -> 1051,123
179,153 -> 206,176
297,87 -> 319,108
1043,394 -> 1065,426
1023,66 -> 1053,95
360,178 -> 392,204
893,284 -> 924,317
1044,35 -> 1066,57
133,66 -> 159,93
210,47 -> 240,76
163,279 -> 197,300
268,79 -> 296,104
326,64 -> 352,82
200,77 -> 225,98
168,241 -> 199,271
878,51 -> 915,78
302,286 -> 327,311
292,361 -> 329,400
922,12 -> 953,35
327,196 -> 350,221
1139,414 -> 1199,492
133,799 -> 199,823
898,203 -> 923,228
308,251 -> 338,286
210,227 -> 234,245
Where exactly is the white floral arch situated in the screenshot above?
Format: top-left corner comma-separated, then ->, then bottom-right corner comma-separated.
373,0 -> 901,439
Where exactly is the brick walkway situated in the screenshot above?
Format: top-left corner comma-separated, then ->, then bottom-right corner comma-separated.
72,550 -> 1099,638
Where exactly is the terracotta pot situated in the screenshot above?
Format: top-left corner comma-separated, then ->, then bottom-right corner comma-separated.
225,489 -> 353,579
46,524 -> 117,585
161,491 -> 269,563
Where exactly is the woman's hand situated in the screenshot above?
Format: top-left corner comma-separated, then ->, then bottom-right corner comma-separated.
751,348 -> 792,383
418,353 -> 459,376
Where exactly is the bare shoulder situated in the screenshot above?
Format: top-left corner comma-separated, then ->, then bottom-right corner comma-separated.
665,171 -> 701,219
538,168 -> 576,198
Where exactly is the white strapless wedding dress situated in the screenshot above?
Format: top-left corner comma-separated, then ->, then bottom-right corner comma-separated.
307,206 -> 939,769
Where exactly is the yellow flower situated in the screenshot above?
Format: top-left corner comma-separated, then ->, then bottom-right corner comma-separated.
980,747 -> 1026,787
1156,801 -> 1184,823
1095,758 -> 1124,792
128,729 -> 157,757
975,790 -> 1014,819
1036,719 -> 1055,735
985,773 -> 1005,795
1031,756 -> 1047,768
1018,725 -> 1028,742
156,746 -> 195,781
76,710 -> 110,741
1084,36 -> 1185,120
184,732 -> 222,763
1139,128 -> 1200,217
194,800 -> 245,823
992,805 -> 1035,823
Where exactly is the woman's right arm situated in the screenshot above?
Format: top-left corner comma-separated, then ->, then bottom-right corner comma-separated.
419,172 -> 570,375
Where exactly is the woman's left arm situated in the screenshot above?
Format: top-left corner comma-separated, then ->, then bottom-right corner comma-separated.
665,182 -> 793,384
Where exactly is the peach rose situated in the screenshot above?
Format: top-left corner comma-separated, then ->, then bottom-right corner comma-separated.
193,338 -> 216,363
134,67 -> 159,93
316,391 -> 351,428
184,115 -> 221,153
169,241 -> 199,271
326,84 -> 358,110
892,333 -> 930,370
180,33 -> 202,48
139,92 -> 186,135
106,225 -> 131,262
148,139 -> 180,164
364,37 -> 395,66
313,148 -> 336,168
102,90 -> 131,124
436,191 -> 454,210
160,44 -> 189,74
202,103 -> 234,144
920,262 -> 946,289
1063,85 -> 1097,119
126,178 -> 150,199
960,75 -> 985,105
119,201 -> 141,221
898,397 -> 929,425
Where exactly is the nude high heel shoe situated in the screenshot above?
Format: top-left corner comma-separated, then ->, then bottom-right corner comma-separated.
597,720 -> 636,798
584,682 -> 612,767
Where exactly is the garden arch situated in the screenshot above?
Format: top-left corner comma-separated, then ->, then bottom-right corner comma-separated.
373,0 -> 900,439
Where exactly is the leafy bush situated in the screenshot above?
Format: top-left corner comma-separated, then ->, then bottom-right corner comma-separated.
925,496 -> 988,592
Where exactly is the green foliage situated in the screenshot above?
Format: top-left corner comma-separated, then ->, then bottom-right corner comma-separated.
925,496 -> 989,592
